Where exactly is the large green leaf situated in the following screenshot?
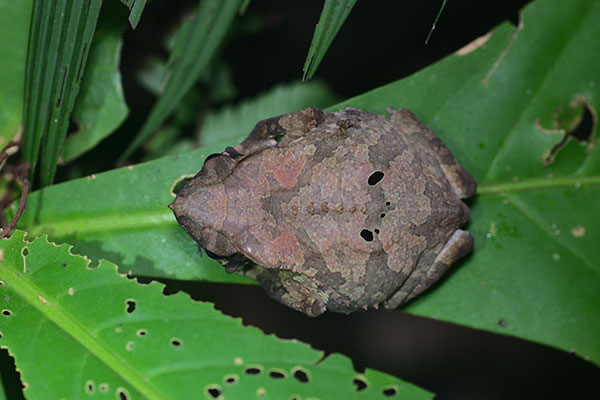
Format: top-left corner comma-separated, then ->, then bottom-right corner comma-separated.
198,80 -> 340,146
13,0 -> 600,365
61,12 -> 129,163
0,231 -> 428,399
21,0 -> 102,186
0,0 -> 32,143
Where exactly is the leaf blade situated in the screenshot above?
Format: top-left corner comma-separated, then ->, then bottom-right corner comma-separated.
60,14 -> 129,163
21,0 -> 102,186
302,0 -> 357,81
118,0 -> 243,162
0,231 -> 429,398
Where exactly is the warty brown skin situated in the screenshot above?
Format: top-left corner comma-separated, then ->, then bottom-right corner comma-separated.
170,107 -> 476,317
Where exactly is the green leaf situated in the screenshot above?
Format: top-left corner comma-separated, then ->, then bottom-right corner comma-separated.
60,13 -> 129,163
336,0 -> 600,364
119,0 -> 243,163
0,0 -> 32,143
21,0 -> 102,186
198,80 -> 340,146
302,0 -> 357,81
13,0 -> 600,365
16,143 -> 253,283
118,0 -> 148,29
0,231 -> 429,399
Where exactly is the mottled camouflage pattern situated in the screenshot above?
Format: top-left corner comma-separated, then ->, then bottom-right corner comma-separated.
170,107 -> 476,316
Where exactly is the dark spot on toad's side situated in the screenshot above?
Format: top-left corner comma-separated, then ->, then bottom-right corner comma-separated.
360,229 -> 374,242
368,171 -> 384,185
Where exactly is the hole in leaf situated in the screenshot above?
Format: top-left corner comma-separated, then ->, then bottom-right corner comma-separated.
60,263 -> 67,268
385,201 -> 391,206
170,338 -> 182,347
292,367 -> 309,383
207,387 -> 222,398
368,171 -> 384,185
290,396 -> 301,400
22,248 -> 29,256
245,366 -> 262,375
382,387 -> 397,397
0,280 -> 4,285
2,310 -> 12,317
542,96 -> 597,165
223,374 -> 239,385
353,377 -> 368,391
125,300 -> 136,314
116,387 -> 130,400
0,332 -> 3,339
268,369 -> 286,379
274,134 -> 283,142
360,229 -> 374,242
570,100 -> 595,141
380,213 -> 386,218
136,329 -> 147,337
374,229 -> 380,234
85,380 -> 94,393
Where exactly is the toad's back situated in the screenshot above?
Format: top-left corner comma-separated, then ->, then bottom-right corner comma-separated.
220,109 -> 469,311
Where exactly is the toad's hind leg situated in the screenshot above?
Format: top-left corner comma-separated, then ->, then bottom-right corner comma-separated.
388,108 -> 476,199
383,229 -> 473,309
235,107 -> 325,155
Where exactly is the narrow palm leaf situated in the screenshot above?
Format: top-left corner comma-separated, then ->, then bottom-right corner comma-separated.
118,0 -> 147,29
21,0 -> 102,186
302,0 -> 357,81
118,0 -> 243,163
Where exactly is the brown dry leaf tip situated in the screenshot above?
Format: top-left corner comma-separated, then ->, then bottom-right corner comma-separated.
0,139 -> 30,239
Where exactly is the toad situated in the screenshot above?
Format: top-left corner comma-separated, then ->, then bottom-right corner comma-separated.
170,107 -> 476,316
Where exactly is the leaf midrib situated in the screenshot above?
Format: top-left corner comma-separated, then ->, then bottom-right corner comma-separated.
1,247 -> 167,400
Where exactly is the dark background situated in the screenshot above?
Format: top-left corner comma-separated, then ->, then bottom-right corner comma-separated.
3,1 -> 598,399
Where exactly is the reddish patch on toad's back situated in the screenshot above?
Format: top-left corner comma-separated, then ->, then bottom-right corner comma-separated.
261,150 -> 308,190
250,227 -> 305,271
